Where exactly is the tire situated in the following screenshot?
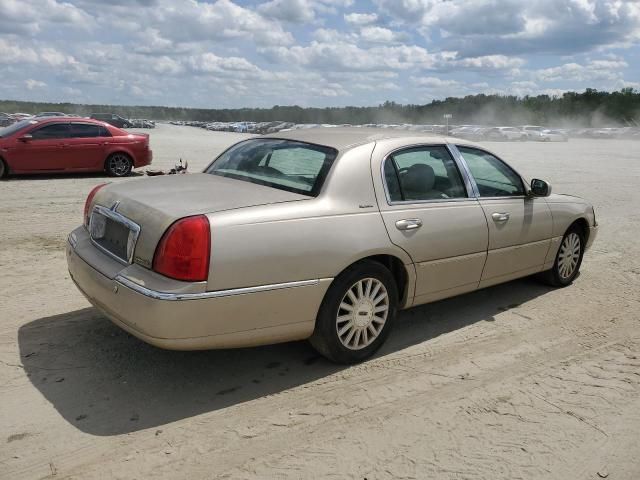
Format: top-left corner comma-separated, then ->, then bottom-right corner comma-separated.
105,153 -> 133,177
310,260 -> 398,364
0,158 -> 7,179
538,225 -> 585,287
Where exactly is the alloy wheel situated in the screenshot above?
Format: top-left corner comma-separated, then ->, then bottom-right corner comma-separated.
108,154 -> 131,176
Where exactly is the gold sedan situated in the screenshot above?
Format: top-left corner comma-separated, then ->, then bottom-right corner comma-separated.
67,128 -> 597,363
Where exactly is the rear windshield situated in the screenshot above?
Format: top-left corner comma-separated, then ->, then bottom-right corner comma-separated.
0,119 -> 38,138
205,139 -> 338,196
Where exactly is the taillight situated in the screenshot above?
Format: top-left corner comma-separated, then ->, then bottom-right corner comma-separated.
84,183 -> 108,227
153,215 -> 211,282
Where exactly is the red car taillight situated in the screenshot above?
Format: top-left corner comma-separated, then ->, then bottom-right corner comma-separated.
84,183 -> 108,227
153,215 -> 211,282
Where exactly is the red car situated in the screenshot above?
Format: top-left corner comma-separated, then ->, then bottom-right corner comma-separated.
0,117 -> 152,178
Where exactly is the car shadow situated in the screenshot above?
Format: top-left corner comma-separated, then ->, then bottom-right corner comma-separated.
18,277 -> 552,436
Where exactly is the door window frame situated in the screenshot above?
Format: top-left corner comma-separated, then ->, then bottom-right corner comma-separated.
380,143 -> 476,205
29,122 -> 72,141
448,144 -> 530,199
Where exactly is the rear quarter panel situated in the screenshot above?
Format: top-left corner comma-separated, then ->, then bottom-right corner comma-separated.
205,143 -> 414,293
106,133 -> 150,168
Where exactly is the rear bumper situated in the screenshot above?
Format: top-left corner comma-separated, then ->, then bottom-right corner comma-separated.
135,149 -> 152,168
66,227 -> 329,350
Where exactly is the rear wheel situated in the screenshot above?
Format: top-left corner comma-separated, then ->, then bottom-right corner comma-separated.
0,158 -> 6,179
105,153 -> 133,177
539,225 -> 584,287
310,260 -> 398,364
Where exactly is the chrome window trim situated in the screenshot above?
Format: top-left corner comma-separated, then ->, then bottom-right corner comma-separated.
446,144 -> 480,198
451,144 -> 530,199
89,205 -> 141,265
115,275 -> 323,301
379,142 -> 476,206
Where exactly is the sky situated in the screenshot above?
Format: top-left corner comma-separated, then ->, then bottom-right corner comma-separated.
1,0 -> 639,108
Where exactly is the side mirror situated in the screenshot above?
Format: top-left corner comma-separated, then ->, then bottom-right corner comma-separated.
18,134 -> 33,142
530,178 -> 551,197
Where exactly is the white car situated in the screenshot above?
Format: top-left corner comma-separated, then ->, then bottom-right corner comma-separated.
537,129 -> 569,142
485,127 -> 526,141
519,125 -> 545,139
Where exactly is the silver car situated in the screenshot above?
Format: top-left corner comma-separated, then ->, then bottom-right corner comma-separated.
67,128 -> 598,363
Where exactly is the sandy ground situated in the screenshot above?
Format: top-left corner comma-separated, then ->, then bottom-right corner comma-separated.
1,123 -> 639,479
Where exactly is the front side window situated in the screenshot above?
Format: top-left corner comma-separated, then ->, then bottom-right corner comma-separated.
205,139 -> 337,196
31,123 -> 71,140
384,145 -> 467,202
457,146 -> 524,197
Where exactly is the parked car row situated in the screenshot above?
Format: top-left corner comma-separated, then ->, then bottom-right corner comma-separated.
0,112 -> 156,130
128,119 -> 156,129
170,120 -> 297,134
172,119 -> 639,141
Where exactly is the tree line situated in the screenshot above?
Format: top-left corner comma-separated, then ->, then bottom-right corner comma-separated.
2,88 -> 638,126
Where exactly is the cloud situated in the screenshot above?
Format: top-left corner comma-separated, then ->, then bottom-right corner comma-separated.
372,0 -> 435,23
25,79 -> 47,90
260,41 -> 444,72
0,0 -> 91,35
0,0 -> 638,107
374,0 -> 640,57
344,12 -> 378,25
359,26 -> 405,44
411,77 -> 460,88
454,55 -> 525,70
535,58 -> 629,82
258,0 -> 316,23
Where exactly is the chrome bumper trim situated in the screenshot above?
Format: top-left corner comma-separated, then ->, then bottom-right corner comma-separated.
115,275 -> 322,302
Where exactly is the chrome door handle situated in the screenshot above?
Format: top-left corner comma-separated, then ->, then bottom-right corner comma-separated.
395,218 -> 423,231
492,212 -> 510,222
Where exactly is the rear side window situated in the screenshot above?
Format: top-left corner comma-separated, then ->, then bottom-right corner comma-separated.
206,139 -> 337,197
70,123 -> 101,138
384,146 -> 467,202
31,123 -> 71,140
98,126 -> 111,137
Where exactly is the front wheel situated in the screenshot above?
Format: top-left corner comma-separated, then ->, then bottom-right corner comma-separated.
105,153 -> 133,177
310,260 -> 398,364
539,226 -> 584,287
0,158 -> 7,179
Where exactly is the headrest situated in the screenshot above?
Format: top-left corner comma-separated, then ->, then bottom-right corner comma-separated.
402,163 -> 435,193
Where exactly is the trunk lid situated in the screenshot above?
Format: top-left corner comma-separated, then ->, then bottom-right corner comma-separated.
91,173 -> 308,268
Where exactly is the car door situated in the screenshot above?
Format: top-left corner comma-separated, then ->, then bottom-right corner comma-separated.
372,140 -> 489,306
66,123 -> 107,169
455,145 -> 553,288
9,122 -> 71,171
